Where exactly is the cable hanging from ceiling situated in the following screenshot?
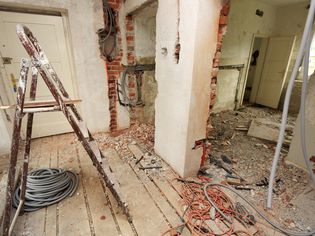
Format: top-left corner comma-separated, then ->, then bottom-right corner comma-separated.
97,0 -> 117,61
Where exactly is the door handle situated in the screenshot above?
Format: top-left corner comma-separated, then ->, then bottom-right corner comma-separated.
2,57 -> 13,64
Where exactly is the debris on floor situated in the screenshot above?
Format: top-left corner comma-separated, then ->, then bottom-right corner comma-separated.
247,118 -> 294,145
207,105 -> 315,233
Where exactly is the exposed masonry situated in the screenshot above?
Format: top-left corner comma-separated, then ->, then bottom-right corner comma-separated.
105,0 -> 136,132
207,0 -> 230,135
105,0 -> 121,132
125,14 -> 138,125
105,0 -> 229,133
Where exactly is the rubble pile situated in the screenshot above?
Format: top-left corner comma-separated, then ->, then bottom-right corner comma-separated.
207,106 -> 314,231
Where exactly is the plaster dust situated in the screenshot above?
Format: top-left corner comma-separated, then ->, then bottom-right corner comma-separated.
208,105 -> 315,232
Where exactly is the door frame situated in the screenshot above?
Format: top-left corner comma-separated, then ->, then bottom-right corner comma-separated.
0,5 -> 78,138
235,33 -> 269,108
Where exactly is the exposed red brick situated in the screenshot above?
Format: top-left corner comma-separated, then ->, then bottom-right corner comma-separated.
207,0 -> 230,137
219,15 -> 229,25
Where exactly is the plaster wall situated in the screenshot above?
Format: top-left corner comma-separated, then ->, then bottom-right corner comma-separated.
132,3 -> 157,124
134,4 -> 157,60
0,0 -> 110,154
287,74 -> 315,170
213,0 -> 277,112
0,112 -> 10,155
155,0 -> 221,177
275,2 -> 309,112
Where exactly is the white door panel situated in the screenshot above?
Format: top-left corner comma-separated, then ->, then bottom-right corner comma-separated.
0,11 -> 75,138
256,36 -> 295,108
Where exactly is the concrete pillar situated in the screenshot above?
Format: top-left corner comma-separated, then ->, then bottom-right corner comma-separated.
154,0 -> 221,177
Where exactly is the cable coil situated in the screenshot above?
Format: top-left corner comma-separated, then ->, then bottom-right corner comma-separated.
13,168 -> 79,212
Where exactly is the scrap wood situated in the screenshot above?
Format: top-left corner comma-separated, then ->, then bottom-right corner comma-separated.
0,99 -> 81,110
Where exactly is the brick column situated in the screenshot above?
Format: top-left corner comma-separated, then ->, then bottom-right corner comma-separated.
207,0 -> 230,135
102,0 -> 135,132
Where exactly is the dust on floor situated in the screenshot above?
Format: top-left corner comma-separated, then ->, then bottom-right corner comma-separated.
208,105 -> 314,232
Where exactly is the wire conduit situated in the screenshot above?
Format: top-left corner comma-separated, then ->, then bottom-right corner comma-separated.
12,168 -> 79,212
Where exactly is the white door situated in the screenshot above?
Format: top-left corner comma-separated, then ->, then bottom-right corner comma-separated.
0,11 -> 76,138
255,36 -> 295,108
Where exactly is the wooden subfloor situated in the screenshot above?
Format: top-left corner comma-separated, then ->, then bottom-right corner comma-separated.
10,134 -> 189,236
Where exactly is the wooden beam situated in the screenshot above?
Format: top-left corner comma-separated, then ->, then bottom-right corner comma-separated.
0,99 -> 81,110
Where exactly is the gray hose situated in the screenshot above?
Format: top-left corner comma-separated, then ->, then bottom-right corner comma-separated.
204,183 -> 315,236
13,168 -> 79,212
267,0 -> 315,208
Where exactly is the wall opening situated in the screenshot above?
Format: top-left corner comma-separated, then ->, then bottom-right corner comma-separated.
127,1 -> 158,125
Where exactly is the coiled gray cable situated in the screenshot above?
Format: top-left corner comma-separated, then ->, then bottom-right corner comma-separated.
13,168 -> 79,212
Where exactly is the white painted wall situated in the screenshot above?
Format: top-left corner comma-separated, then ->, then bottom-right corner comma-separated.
0,0 -> 110,153
287,74 -> 315,170
213,0 -> 277,112
214,0 -> 310,112
275,1 -> 310,112
134,3 -> 157,60
154,0 -> 221,177
0,112 -> 10,155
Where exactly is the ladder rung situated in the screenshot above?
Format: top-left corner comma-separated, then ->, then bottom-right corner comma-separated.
0,99 -> 81,110
89,140 -> 102,163
23,106 -> 61,113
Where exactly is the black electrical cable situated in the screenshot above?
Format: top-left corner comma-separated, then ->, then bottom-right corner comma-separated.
99,0 -> 117,61
13,168 -> 79,212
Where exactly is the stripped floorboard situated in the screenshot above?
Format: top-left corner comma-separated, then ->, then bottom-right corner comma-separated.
5,133 -> 186,236
2,133 -> 284,235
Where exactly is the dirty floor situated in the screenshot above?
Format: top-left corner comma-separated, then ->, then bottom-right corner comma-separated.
1,133 -> 189,236
208,105 -> 315,232
0,118 -> 313,235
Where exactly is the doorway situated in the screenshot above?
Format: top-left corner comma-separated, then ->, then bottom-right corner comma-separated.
0,10 -> 76,138
244,36 -> 267,103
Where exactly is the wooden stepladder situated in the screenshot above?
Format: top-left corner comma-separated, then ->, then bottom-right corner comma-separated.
2,24 -> 130,236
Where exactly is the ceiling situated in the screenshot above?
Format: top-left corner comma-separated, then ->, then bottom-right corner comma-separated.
259,0 -> 309,7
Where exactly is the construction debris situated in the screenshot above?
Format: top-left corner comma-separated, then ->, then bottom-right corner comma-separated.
209,106 -> 314,232
247,118 -> 294,144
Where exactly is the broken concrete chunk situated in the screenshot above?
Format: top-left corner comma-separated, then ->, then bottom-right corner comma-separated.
247,118 -> 293,143
248,118 -> 280,142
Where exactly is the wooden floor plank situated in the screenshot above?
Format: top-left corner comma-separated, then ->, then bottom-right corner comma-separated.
128,144 -> 192,236
23,137 -> 50,236
57,137 -> 92,236
128,145 -> 184,226
44,147 -> 58,236
77,145 -> 119,236
104,148 -> 169,236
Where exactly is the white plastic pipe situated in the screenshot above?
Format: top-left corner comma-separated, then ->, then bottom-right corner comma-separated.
267,0 -> 315,208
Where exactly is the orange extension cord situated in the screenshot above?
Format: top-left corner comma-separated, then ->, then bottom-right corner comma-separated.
162,178 -> 254,236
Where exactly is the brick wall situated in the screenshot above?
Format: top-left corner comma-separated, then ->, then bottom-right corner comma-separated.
207,0 -> 230,135
125,15 -> 137,125
103,0 -> 135,132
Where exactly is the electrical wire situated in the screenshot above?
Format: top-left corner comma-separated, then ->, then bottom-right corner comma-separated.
267,0 -> 315,209
204,183 -> 315,236
99,0 -> 117,61
12,168 -> 79,212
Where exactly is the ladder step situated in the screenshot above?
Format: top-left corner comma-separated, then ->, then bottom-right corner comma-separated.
89,140 -> 102,163
78,121 -> 89,139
